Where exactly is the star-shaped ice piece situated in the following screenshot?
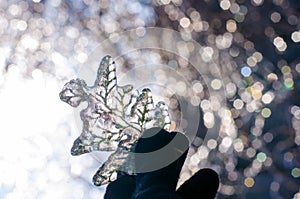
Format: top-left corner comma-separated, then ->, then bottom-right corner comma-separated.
59,55 -> 171,186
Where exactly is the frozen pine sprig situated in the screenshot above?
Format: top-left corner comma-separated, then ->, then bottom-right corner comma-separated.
59,55 -> 171,186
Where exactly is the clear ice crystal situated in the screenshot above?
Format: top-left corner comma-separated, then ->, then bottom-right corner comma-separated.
59,55 -> 171,186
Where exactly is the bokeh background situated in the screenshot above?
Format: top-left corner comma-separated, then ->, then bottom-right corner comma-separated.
0,0 -> 299,198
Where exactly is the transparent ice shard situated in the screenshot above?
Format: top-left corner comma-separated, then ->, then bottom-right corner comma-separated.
59,55 -> 171,186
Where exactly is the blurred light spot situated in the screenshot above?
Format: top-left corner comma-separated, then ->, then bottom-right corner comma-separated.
270,181 -> 280,192
20,35 -> 39,51
172,0 -> 183,6
207,139 -> 217,149
190,153 -> 200,165
136,27 -> 146,37
246,101 -> 257,112
226,82 -> 237,97
220,185 -> 235,195
190,11 -> 200,21
252,126 -> 262,136
52,52 -> 66,66
253,52 -> 263,62
262,92 -> 274,104
293,193 -> 300,199
180,17 -> 190,28
216,33 -> 233,49
256,152 -> 267,162
291,168 -> 300,178
204,112 -> 214,128
265,26 -> 275,37
226,162 -> 235,172
170,121 -> 176,131
9,4 -> 21,16
226,20 -> 237,32
281,65 -> 291,74
273,36 -> 287,52
251,82 -> 264,100
253,159 -> 262,169
211,79 -> 222,90
50,0 -> 61,7
228,171 -> 238,181
229,47 -> 240,57
160,0 -> 171,4
191,96 -> 200,106
267,73 -> 278,81
284,152 -> 293,162
197,146 -> 209,159
235,13 -> 245,23
241,66 -> 252,77
264,157 -> 273,167
17,20 -> 27,31
271,80 -> 282,90
127,2 -> 141,14
252,139 -> 262,149
201,46 -> 214,62
201,100 -> 211,111
255,116 -> 264,128
263,132 -> 273,143
240,92 -> 251,103
222,136 -> 233,148
233,139 -> 244,152
247,56 -> 257,67
284,78 -> 294,89
230,3 -> 240,14
291,105 -> 299,115
77,52 -> 88,63
65,27 -> 79,39
293,110 -> 300,120
252,0 -> 264,6
169,98 -> 178,109
270,12 -> 281,23
246,148 -> 256,158
220,0 -> 231,10
291,31 -> 300,43
176,81 -> 187,94
288,15 -> 298,25
240,5 -> 248,15
295,136 -> 300,145
233,99 -> 244,110
191,21 -> 201,32
295,63 -> 300,73
192,82 -> 203,93
244,177 -> 255,188
261,108 -> 271,118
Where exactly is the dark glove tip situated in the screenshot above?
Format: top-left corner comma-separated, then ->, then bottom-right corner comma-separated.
104,175 -> 136,199
135,127 -> 189,154
177,168 -> 219,199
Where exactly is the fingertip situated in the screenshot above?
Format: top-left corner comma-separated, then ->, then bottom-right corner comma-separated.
196,168 -> 219,185
133,128 -> 190,191
135,127 -> 188,153
177,168 -> 219,199
104,175 -> 136,199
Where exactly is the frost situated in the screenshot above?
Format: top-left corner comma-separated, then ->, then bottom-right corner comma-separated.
59,55 -> 171,186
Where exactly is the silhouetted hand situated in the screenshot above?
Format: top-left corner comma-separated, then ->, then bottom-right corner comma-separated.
104,127 -> 219,199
